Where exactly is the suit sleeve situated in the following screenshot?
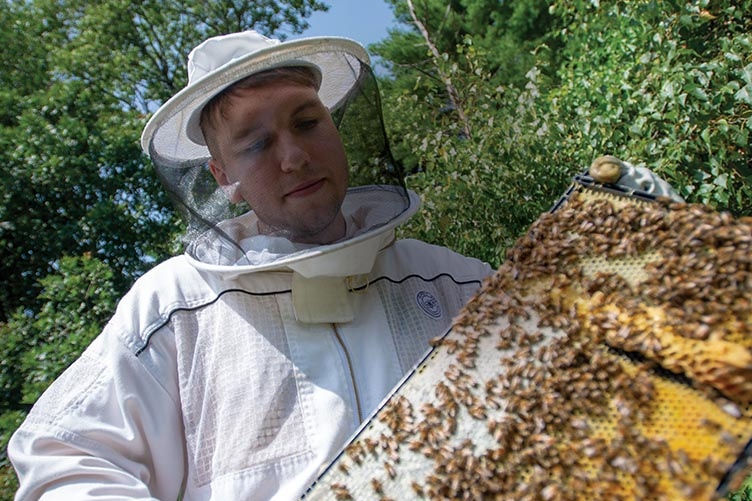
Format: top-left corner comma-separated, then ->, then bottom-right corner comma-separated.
8,326 -> 185,501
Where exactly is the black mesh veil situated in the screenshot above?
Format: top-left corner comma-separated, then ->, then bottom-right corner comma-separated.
146,49 -> 410,266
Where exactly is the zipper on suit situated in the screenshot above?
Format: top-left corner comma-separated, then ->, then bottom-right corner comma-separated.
331,323 -> 363,424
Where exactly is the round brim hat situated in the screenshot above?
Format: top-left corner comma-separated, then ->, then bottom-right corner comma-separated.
141,30 -> 370,164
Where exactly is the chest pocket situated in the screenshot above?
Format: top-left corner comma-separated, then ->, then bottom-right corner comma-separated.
374,275 -> 481,373
171,292 -> 310,486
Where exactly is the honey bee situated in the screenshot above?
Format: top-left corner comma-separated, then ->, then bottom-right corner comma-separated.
383,461 -> 396,479
370,478 -> 383,494
330,482 -> 352,500
411,481 -> 425,497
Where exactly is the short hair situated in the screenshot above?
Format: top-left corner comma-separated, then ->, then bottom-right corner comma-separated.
199,66 -> 320,161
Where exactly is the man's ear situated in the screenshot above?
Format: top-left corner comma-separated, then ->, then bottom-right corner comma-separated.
209,158 -> 243,203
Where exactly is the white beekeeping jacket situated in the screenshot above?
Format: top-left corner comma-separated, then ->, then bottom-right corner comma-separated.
9,187 -> 492,500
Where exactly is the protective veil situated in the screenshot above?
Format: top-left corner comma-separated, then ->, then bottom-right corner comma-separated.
141,33 -> 412,273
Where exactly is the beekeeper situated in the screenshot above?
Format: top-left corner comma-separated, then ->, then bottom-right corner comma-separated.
8,31 -> 493,500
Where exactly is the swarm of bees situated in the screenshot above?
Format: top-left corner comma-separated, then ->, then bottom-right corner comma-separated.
303,182 -> 752,501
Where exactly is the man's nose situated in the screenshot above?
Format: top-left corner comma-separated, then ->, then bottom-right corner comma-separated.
277,134 -> 310,173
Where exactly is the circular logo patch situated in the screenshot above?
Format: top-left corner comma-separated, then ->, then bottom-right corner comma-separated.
416,291 -> 442,319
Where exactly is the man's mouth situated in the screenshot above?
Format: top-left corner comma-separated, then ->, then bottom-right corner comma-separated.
285,178 -> 325,198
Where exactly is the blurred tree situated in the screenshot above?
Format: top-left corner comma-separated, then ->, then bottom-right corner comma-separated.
371,0 -> 560,175
388,40 -> 572,266
373,0 -> 557,87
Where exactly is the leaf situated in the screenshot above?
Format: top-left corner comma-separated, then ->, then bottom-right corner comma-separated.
690,86 -> 709,102
734,128 -> 749,148
741,63 -> 752,85
660,80 -> 675,99
700,127 -> 712,146
714,173 -> 729,188
735,84 -> 752,105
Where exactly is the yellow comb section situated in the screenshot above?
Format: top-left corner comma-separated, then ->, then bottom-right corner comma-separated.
303,186 -> 752,501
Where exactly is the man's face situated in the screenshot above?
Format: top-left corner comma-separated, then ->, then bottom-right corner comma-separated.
207,82 -> 349,244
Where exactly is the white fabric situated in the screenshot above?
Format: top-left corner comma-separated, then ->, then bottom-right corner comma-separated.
187,31 -> 283,86
9,187 -> 492,500
141,31 -> 369,163
291,274 -> 354,323
188,186 -> 414,277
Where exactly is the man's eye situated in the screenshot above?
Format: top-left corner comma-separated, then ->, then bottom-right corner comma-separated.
247,137 -> 268,153
298,118 -> 319,130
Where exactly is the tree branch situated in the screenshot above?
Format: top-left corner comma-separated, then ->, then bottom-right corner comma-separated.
405,0 -> 471,138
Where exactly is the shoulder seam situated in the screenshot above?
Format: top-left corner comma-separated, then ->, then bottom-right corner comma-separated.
134,287 -> 291,356
350,272 -> 482,291
135,273 -> 482,356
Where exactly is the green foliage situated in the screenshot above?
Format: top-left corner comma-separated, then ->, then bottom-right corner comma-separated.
0,1 -> 177,319
0,411 -> 24,496
728,474 -> 752,500
0,254 -> 118,495
374,0 -> 558,87
387,41 -> 572,267
380,0 -> 751,266
548,0 -> 752,215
